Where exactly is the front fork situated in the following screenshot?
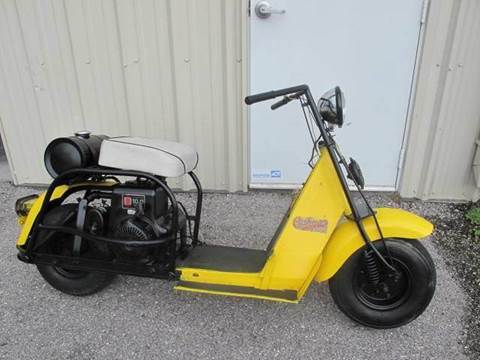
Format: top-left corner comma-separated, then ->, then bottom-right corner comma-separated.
333,143 -> 398,273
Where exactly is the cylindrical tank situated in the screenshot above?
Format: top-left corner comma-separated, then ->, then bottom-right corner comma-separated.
44,131 -> 109,178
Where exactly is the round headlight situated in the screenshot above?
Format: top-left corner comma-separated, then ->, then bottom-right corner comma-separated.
317,86 -> 346,127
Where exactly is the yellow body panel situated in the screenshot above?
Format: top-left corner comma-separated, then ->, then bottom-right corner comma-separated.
314,207 -> 434,282
177,148 -> 434,302
177,147 -> 351,300
16,185 -> 69,247
174,285 -> 298,304
178,268 -> 262,288
17,150 -> 434,304
16,181 -> 116,248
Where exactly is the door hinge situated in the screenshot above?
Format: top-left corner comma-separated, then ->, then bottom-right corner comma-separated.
248,0 -> 251,16
420,0 -> 429,25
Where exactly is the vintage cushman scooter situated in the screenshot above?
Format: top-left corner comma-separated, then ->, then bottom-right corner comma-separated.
15,85 -> 436,328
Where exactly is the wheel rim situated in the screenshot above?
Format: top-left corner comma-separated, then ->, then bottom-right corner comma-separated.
353,257 -> 413,311
54,266 -> 88,279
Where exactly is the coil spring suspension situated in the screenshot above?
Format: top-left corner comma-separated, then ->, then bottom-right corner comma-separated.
363,249 -> 381,285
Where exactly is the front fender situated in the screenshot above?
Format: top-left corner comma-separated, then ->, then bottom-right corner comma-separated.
315,208 -> 434,282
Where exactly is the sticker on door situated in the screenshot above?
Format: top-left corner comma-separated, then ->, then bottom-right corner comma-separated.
252,169 -> 282,179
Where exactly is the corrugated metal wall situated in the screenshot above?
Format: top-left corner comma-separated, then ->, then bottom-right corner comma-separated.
2,0 -> 480,200
0,0 -> 248,191
399,0 -> 480,201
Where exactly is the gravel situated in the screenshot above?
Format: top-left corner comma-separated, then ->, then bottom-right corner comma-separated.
424,201 -> 480,358
0,182 -> 471,360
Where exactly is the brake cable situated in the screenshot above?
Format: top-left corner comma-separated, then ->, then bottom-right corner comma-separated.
297,97 -> 396,272
299,96 -> 321,168
332,145 -> 397,272
351,175 -> 395,266
279,93 -> 396,273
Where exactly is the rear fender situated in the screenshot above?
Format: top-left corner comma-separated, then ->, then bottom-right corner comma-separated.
16,186 -> 69,248
16,181 -> 116,248
315,208 -> 434,282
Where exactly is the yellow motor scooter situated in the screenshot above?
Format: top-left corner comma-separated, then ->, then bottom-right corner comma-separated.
15,84 -> 435,328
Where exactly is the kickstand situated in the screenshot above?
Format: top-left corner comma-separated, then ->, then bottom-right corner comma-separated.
73,199 -> 88,257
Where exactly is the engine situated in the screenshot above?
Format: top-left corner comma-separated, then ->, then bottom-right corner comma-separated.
109,182 -> 169,261
84,180 -> 185,263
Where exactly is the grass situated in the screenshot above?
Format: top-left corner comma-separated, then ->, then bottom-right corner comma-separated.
466,207 -> 480,236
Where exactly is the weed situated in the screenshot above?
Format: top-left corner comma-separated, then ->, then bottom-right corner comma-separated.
466,207 -> 480,236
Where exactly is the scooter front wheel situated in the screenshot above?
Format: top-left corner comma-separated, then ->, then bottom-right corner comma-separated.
329,238 -> 436,328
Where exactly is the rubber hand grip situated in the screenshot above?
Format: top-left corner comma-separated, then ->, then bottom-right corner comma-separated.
244,84 -> 309,105
245,91 -> 278,105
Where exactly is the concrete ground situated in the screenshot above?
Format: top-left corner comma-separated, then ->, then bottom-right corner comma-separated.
0,168 -> 468,359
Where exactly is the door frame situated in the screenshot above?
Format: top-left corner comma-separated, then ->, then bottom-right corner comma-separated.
240,0 -> 251,192
395,0 -> 430,190
243,0 -> 429,192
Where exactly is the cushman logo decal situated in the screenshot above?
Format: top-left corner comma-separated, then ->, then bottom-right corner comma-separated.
293,217 -> 328,233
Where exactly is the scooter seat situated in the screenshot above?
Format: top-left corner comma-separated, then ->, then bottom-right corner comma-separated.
98,136 -> 198,177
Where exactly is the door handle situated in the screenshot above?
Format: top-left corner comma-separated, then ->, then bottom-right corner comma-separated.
255,1 -> 286,19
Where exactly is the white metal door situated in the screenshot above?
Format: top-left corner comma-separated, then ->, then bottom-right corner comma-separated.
249,0 -> 424,189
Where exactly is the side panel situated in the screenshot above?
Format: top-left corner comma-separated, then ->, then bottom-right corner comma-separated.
256,147 -> 350,292
177,267 -> 262,288
315,208 -> 434,282
176,147 -> 350,301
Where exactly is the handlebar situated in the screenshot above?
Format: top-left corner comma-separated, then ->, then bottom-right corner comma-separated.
244,84 -> 308,105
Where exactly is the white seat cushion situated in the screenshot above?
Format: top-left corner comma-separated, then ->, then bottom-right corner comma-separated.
98,137 -> 198,177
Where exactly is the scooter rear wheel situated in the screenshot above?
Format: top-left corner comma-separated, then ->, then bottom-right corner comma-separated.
37,264 -> 115,296
329,238 -> 436,328
36,204 -> 115,296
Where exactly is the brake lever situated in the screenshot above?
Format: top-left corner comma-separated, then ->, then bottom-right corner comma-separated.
270,91 -> 303,110
271,96 -> 290,110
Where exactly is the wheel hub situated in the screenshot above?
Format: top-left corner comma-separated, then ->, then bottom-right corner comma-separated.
354,258 -> 412,310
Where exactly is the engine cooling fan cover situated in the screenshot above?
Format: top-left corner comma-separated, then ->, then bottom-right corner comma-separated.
112,217 -> 156,260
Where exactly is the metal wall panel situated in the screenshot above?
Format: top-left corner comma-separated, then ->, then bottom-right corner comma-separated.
0,0 -> 248,191
399,0 -> 480,201
3,0 -> 480,199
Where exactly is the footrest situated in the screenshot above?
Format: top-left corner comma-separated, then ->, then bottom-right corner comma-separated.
177,244 -> 268,273
175,281 -> 298,303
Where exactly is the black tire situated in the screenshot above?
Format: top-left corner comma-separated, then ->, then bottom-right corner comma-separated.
329,239 -> 436,328
37,264 -> 115,296
36,204 -> 115,296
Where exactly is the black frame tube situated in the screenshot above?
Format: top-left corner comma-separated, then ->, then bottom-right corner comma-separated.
25,168 -> 180,265
245,85 -> 375,247
33,253 -> 173,279
21,167 -> 205,277
303,88 -> 386,250
302,88 -> 361,220
37,224 -> 175,246
188,172 -> 203,246
245,85 -> 308,105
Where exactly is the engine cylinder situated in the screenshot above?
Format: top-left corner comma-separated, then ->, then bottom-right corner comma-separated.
44,132 -> 109,178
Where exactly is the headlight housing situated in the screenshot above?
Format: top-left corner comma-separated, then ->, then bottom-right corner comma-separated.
317,86 -> 346,127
